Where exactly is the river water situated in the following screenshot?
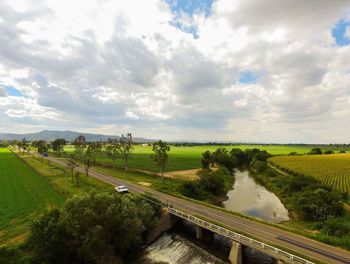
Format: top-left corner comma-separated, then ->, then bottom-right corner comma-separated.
223,169 -> 290,223
138,221 -> 275,264
138,169 -> 288,263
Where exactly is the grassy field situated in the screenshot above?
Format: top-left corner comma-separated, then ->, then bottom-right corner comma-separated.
62,144 -> 341,172
0,148 -> 64,247
269,154 -> 350,194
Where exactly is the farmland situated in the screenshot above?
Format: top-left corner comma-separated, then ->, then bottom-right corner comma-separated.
62,144 -> 342,172
0,148 -> 64,246
269,154 -> 350,194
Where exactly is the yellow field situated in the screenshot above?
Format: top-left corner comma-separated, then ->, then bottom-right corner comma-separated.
269,154 -> 350,194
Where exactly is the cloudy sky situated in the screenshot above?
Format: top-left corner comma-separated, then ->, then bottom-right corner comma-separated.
0,0 -> 350,143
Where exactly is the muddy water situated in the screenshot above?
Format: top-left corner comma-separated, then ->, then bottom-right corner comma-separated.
223,169 -> 290,223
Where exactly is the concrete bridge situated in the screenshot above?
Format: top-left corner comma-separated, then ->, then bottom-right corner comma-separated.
168,207 -> 313,264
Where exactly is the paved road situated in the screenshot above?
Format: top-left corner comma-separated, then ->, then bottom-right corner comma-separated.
48,157 -> 350,264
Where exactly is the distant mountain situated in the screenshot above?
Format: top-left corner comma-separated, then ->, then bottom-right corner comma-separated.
0,130 -> 154,143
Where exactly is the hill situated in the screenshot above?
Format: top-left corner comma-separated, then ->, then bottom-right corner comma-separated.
0,130 -> 153,142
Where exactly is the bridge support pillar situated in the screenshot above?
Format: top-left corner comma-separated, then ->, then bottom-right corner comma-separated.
276,259 -> 284,264
229,241 -> 242,264
195,226 -> 214,241
196,226 -> 203,240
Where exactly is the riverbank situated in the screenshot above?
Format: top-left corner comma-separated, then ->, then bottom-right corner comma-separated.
249,162 -> 350,250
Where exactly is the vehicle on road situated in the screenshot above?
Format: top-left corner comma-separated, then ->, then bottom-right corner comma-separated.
115,185 -> 128,193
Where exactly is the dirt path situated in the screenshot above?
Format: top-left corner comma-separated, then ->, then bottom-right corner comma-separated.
130,168 -> 200,181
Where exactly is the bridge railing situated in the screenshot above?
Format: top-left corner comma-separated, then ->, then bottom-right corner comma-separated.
168,207 -> 314,264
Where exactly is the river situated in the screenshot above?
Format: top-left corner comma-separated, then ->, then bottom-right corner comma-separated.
223,169 -> 290,223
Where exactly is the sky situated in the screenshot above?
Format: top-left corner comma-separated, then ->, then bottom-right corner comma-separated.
0,0 -> 350,143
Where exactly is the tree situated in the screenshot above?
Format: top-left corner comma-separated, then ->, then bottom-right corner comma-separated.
308,147 -> 323,155
65,156 -> 78,185
52,138 -> 67,156
20,138 -> 29,153
29,209 -> 71,264
324,149 -> 334,154
151,140 -> 170,182
119,133 -> 134,175
88,141 -> 102,166
106,138 -> 121,170
73,135 -> 86,162
83,144 -> 95,181
293,188 -> 344,221
201,151 -> 211,169
34,140 -> 48,154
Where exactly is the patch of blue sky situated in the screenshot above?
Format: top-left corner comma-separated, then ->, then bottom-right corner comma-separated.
170,20 -> 199,38
165,0 -> 213,17
165,0 -> 213,38
0,84 -> 23,97
332,19 -> 350,46
239,71 -> 259,84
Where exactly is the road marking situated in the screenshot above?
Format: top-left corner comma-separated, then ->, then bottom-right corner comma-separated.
277,236 -> 350,264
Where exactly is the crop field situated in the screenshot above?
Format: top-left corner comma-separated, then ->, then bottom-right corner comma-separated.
0,148 -> 64,246
62,144 -> 346,172
269,154 -> 350,194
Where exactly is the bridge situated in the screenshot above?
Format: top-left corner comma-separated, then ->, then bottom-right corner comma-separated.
42,156 -> 350,264
168,207 -> 312,264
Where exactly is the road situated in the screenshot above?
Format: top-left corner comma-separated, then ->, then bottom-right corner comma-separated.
48,157 -> 350,264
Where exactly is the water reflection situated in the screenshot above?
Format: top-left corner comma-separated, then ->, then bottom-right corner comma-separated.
223,170 -> 289,223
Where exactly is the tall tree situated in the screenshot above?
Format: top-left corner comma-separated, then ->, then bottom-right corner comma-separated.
34,140 -> 48,154
83,144 -> 94,181
88,141 -> 102,166
151,140 -> 170,182
65,156 -> 78,185
106,138 -> 121,170
52,138 -> 67,156
201,151 -> 211,169
20,138 -> 29,153
119,133 -> 133,175
73,135 -> 86,162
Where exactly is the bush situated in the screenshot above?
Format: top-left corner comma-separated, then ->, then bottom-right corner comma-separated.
308,148 -> 323,155
180,182 -> 209,200
199,170 -> 225,196
251,160 -> 268,173
292,188 -> 344,222
324,150 -> 334,154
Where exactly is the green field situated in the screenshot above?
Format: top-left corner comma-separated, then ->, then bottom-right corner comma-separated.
63,144 -> 331,172
0,148 -> 64,246
269,154 -> 350,194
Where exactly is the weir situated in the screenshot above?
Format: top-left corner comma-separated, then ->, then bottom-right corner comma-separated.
167,207 -> 314,264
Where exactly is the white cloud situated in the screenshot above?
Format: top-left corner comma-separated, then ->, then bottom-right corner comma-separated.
346,26 -> 350,39
0,0 -> 350,142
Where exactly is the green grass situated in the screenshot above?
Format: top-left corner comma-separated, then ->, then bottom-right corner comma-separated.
0,148 -> 64,247
92,166 -> 187,196
62,144 -> 340,172
269,154 -> 350,194
21,155 -> 112,196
